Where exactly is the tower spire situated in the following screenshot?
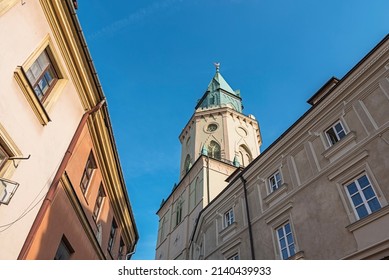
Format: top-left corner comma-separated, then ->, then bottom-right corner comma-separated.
214,62 -> 220,73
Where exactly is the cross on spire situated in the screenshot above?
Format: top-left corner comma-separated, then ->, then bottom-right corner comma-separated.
214,62 -> 220,73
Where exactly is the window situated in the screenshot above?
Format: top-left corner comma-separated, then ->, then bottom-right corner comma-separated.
269,171 -> 282,193
118,238 -> 125,260
80,151 -> 97,194
158,217 -> 166,243
208,140 -> 221,160
175,200 -> 183,226
25,50 -> 58,102
345,174 -> 381,220
207,123 -> 218,132
276,222 -> 296,260
184,154 -> 191,173
108,218 -> 118,253
224,208 -> 235,227
238,145 -> 252,167
14,36 -> 67,125
54,236 -> 74,260
326,121 -> 346,146
92,184 -> 106,221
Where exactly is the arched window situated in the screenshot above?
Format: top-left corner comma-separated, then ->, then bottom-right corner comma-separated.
175,200 -> 183,226
208,140 -> 221,160
238,145 -> 252,167
184,154 -> 191,173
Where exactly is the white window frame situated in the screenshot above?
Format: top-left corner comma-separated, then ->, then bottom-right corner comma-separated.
325,120 -> 347,146
268,170 -> 282,193
224,208 -> 235,228
276,222 -> 296,260
345,174 -> 381,220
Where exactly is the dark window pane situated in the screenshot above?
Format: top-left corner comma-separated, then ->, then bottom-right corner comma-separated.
44,71 -> 54,85
279,237 -> 286,249
287,233 -> 293,245
326,128 -> 338,145
335,123 -> 343,133
54,237 -> 73,260
362,187 -> 375,200
277,228 -> 284,238
346,182 -> 358,195
368,198 -> 381,212
338,130 -> 346,139
281,249 -> 288,260
39,77 -> 49,94
351,193 -> 363,207
284,223 -> 291,233
357,175 -> 370,188
289,244 -> 295,255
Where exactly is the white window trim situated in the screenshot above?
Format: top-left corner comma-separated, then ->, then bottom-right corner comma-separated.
268,170 -> 282,193
325,120 -> 347,147
344,173 -> 381,220
276,221 -> 296,260
330,160 -> 388,224
224,208 -> 235,228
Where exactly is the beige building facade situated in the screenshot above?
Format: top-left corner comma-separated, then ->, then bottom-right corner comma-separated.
156,67 -> 262,259
190,34 -> 389,260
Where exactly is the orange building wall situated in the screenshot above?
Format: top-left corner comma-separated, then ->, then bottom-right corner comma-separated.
24,125 -> 126,259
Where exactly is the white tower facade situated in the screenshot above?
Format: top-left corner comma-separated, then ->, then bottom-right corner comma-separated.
156,66 -> 261,259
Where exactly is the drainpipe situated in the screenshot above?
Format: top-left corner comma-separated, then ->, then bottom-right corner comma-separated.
206,156 -> 210,204
18,99 -> 106,259
241,175 -> 255,260
126,243 -> 137,260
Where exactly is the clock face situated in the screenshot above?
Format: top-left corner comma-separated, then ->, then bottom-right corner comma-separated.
207,123 -> 218,132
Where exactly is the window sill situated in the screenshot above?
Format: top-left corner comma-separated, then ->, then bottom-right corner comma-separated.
346,205 -> 389,232
322,131 -> 357,162
219,222 -> 237,240
264,183 -> 288,205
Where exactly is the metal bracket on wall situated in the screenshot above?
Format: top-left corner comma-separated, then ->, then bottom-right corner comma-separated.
9,155 -> 31,168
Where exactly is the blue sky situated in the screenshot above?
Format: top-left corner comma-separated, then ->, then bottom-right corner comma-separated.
77,0 -> 389,259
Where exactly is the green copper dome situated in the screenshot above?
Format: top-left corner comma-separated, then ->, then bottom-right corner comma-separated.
196,64 -> 243,113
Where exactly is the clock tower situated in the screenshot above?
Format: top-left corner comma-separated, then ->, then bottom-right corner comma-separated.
156,65 -> 262,259
179,64 -> 261,178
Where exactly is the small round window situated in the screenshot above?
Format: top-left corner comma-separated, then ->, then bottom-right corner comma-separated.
207,123 -> 218,132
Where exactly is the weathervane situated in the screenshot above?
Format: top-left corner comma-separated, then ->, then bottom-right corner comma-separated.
214,62 -> 220,73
